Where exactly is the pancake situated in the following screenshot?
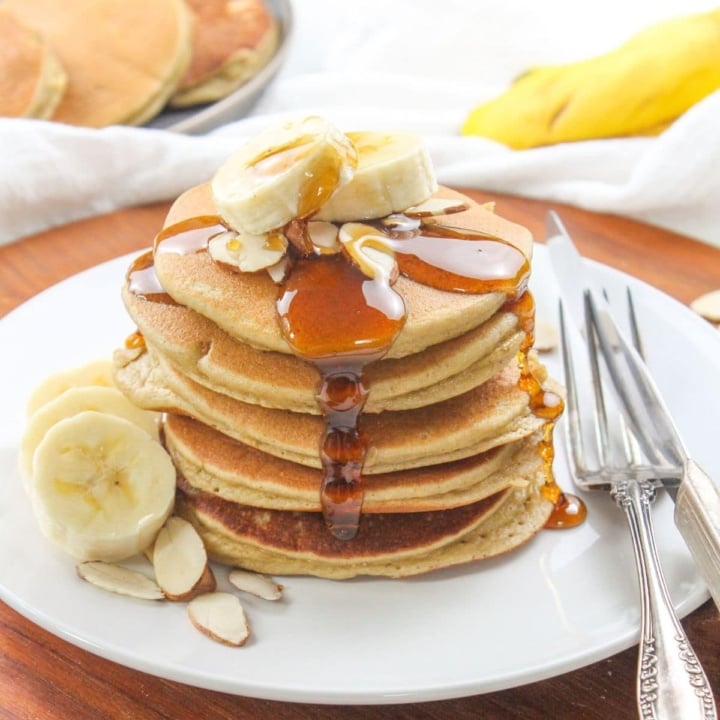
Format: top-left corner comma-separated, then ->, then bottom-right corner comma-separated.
4,0 -> 192,127
153,183 -> 533,358
121,282 -> 523,413
164,413 -> 541,512
0,12 -> 67,119
175,461 -> 552,579
171,0 -> 278,108
114,346 -> 546,473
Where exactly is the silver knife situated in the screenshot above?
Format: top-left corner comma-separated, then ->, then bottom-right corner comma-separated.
546,210 -> 720,610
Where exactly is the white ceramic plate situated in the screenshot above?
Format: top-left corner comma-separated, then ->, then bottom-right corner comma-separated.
146,0 -> 293,134
0,246 -> 717,704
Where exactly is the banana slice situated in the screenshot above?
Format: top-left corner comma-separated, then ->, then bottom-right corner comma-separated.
314,131 -> 437,222
20,386 -> 160,482
31,411 -> 176,562
211,116 -> 358,235
26,358 -> 114,417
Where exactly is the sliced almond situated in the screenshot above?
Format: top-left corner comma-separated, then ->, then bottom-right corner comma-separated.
307,221 -> 341,254
153,516 -> 216,601
339,222 -> 398,283
77,561 -> 164,600
690,289 -> 720,322
534,318 -> 559,352
208,230 -> 287,272
404,198 -> 468,218
187,592 -> 250,647
266,255 -> 291,284
379,214 -> 421,233
228,569 -> 283,601
205,230 -> 240,266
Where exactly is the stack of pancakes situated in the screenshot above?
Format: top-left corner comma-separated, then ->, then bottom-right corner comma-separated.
114,184 -> 555,579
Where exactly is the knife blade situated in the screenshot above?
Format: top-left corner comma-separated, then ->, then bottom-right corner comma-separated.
546,210 -> 720,610
547,211 -> 683,468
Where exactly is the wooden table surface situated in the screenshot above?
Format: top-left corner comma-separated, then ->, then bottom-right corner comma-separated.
1,191 -> 719,720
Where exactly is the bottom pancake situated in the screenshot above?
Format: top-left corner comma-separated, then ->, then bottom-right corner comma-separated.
175,458 -> 552,579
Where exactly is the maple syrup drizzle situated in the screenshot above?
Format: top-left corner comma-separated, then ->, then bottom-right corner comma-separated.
154,215 -> 228,255
124,330 -> 146,351
277,255 -> 405,539
128,216 -> 235,304
126,250 -> 176,305
390,224 -> 531,296
503,292 -> 587,529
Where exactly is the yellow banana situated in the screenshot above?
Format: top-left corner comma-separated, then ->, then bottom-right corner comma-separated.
461,8 -> 720,149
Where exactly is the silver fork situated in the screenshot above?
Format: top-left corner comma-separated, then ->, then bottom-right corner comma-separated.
559,294 -> 717,720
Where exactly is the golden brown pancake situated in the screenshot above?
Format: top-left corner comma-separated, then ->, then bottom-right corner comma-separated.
121,282 -> 523,413
175,463 -> 552,579
153,184 -> 533,357
164,413 -> 541,512
0,12 -> 67,119
114,347 -> 545,472
171,0 -> 278,107
4,0 -> 193,127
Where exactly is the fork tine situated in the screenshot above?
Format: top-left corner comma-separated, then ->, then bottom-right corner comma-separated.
620,288 -> 646,465
626,287 -> 645,359
584,291 -> 614,469
558,301 -> 587,476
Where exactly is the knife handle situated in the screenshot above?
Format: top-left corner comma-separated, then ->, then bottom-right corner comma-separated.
675,459 -> 720,611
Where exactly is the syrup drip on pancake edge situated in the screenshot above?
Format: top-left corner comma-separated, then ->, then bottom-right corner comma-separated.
129,211 -> 586,540
276,255 -> 404,540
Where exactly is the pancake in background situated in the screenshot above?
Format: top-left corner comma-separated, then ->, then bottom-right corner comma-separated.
113,347 -> 545,472
171,0 -> 278,108
164,413 -> 541,512
175,458 -> 552,579
121,283 -> 523,413
4,0 -> 193,127
153,183 -> 532,357
0,12 -> 67,119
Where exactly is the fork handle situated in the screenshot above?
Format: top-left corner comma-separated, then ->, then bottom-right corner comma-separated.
616,480 -> 717,720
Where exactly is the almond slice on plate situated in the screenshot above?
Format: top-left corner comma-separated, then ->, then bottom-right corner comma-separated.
152,516 -> 216,601
77,561 -> 163,600
187,592 -> 250,646
690,289 -> 720,323
228,568 -> 283,601
534,318 -> 559,352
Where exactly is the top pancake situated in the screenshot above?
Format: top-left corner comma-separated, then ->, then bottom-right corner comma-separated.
0,12 -> 66,119
4,0 -> 193,127
171,0 -> 278,107
154,183 -> 534,358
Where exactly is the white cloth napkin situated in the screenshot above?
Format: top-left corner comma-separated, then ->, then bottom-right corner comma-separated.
1,0 -> 719,247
